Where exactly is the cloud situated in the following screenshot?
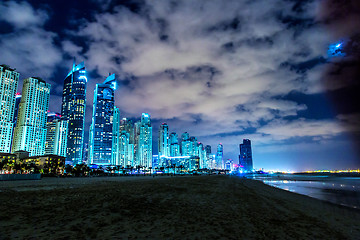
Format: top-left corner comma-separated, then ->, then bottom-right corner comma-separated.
0,1 -> 48,29
257,118 -> 344,140
0,1 -> 62,80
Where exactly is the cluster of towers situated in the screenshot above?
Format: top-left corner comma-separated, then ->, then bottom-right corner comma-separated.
0,62 -> 229,170
156,123 -> 224,169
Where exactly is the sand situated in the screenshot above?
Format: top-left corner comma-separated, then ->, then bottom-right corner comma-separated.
1,175 -> 360,239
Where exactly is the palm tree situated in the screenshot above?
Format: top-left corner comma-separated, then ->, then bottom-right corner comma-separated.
178,165 -> 185,175
149,167 -> 152,176
172,164 -> 177,175
136,165 -> 141,174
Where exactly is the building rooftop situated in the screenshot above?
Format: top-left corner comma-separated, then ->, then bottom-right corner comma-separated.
0,64 -> 16,72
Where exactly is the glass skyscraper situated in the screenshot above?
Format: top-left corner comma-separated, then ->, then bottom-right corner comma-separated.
181,132 -> 191,156
239,139 -> 253,172
158,123 -> 170,157
136,113 -> 152,168
112,107 -> 120,165
169,132 -> 180,157
0,65 -> 19,153
215,143 -> 223,169
89,74 -> 116,165
45,112 -> 68,157
61,61 -> 87,165
12,77 -> 50,156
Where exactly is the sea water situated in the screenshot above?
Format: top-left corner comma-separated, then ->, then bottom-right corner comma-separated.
252,175 -> 360,209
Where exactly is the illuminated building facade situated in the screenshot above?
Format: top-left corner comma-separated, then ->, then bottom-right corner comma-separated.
169,132 -> 180,157
112,107 -> 120,165
12,77 -> 50,156
89,74 -> 116,165
61,62 -> 87,165
13,93 -> 21,127
119,131 -> 134,166
205,145 -> 211,158
158,123 -> 170,157
136,113 -> 152,168
215,143 -> 223,169
225,159 -> 234,171
196,142 -> 207,169
239,139 -> 253,172
0,65 -> 19,153
45,112 -> 68,157
181,132 -> 191,156
120,118 -> 134,144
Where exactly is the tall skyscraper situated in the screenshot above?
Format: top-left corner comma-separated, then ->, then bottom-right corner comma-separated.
45,112 -> 68,157
189,136 -> 197,156
112,107 -> 120,165
61,61 -> 87,165
136,113 -> 152,168
239,139 -> 253,172
158,123 -> 170,157
169,132 -> 180,157
196,142 -> 207,169
120,118 -> 134,144
215,143 -> 223,169
119,130 -> 134,167
13,93 -> 21,127
0,65 -> 19,153
181,132 -> 191,156
89,74 -> 116,165
12,77 -> 50,156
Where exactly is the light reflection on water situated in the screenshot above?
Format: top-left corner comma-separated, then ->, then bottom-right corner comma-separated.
258,176 -> 360,209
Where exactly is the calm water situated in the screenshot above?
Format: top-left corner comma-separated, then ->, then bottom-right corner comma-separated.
252,175 -> 360,209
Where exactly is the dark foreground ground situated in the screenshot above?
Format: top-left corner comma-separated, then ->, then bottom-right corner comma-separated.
1,175 -> 360,239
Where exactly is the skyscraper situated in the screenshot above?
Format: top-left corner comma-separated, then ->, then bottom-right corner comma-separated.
12,77 -> 50,156
112,107 -> 120,165
215,143 -> 223,169
45,112 -> 68,157
181,132 -> 191,156
119,130 -> 134,167
136,113 -> 152,168
13,93 -> 21,127
158,123 -> 170,157
89,74 -> 116,165
61,61 -> 87,165
239,139 -> 253,172
169,132 -> 180,157
0,65 -> 19,153
120,118 -> 134,144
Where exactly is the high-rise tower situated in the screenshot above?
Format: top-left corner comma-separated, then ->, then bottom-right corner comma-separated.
45,112 -> 68,157
215,143 -> 223,169
169,132 -> 180,157
61,61 -> 87,165
239,139 -> 253,172
158,123 -> 170,157
0,65 -> 19,153
136,113 -> 152,168
89,74 -> 116,165
12,77 -> 50,156
181,132 -> 191,156
112,107 -> 120,165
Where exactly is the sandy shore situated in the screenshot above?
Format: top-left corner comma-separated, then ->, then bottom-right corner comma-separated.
1,175 -> 360,239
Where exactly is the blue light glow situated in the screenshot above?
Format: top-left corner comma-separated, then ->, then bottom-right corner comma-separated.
328,41 -> 346,58
79,76 -> 88,82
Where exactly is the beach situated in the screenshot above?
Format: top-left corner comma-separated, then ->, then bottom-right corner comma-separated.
1,175 -> 360,239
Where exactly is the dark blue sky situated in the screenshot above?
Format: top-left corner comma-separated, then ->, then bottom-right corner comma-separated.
1,0 -> 359,171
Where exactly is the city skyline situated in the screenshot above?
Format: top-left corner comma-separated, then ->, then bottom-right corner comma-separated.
0,1 -> 359,171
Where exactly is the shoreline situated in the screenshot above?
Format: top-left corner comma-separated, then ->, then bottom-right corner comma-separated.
1,175 -> 360,239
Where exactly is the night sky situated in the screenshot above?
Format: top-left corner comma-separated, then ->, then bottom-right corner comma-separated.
1,0 -> 359,171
